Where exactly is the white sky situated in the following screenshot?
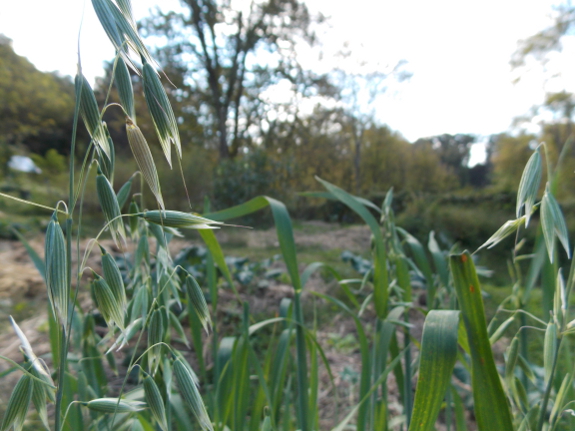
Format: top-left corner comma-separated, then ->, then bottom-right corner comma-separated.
1,0 -> 572,163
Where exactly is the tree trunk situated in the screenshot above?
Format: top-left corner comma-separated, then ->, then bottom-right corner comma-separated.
217,106 -> 230,159
353,128 -> 363,195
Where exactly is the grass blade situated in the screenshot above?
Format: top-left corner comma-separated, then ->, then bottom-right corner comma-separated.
315,177 -> 389,318
116,177 -> 133,209
397,227 -> 435,305
204,196 -> 309,429
197,229 -> 237,296
409,310 -> 460,431
11,228 -> 45,278
450,251 -> 513,431
428,231 -> 448,288
204,196 -> 302,291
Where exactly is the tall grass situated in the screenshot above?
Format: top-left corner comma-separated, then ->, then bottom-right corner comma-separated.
1,1 -> 575,430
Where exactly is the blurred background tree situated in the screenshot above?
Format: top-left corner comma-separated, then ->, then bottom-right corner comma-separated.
0,37 -> 77,156
511,3 -> 575,71
139,0 -> 332,160
413,134 -> 476,187
3,0 -> 575,251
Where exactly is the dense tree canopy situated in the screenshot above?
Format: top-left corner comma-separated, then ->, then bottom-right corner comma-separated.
413,134 -> 476,187
0,37 -> 77,155
490,132 -> 536,192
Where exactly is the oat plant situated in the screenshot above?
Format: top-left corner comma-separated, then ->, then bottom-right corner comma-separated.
1,0 -> 218,430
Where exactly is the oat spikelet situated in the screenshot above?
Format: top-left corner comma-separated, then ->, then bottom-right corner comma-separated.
125,117 -> 165,210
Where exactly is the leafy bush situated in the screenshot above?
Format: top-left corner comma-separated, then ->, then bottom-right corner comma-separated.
212,149 -> 296,216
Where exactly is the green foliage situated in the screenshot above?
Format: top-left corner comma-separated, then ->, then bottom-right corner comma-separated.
413,134 -> 476,187
491,133 -> 537,192
213,149 -> 295,214
0,40 -> 81,155
409,310 -> 460,431
30,150 -> 67,176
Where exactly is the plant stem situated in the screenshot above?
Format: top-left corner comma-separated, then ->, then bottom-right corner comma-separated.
519,311 -> 529,390
536,339 -> 561,431
55,66 -> 80,431
404,312 -> 412,428
54,322 -> 68,431
55,216 -> 74,431
293,291 -> 309,431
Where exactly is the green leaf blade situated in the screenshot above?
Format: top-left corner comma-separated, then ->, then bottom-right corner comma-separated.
450,251 -> 513,431
409,310 -> 460,431
315,177 -> 389,317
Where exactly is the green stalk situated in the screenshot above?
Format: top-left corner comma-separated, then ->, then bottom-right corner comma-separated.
369,327 -> 378,430
404,313 -> 412,428
69,71 -> 80,212
450,252 -> 513,430
166,393 -> 173,431
282,376 -> 293,431
293,292 -> 310,431
445,388 -> 452,431
537,340 -> 561,431
54,62 -> 83,431
55,211 -> 74,430
54,323 -> 67,431
519,311 -> 529,390
55,183 -> 77,431
373,319 -> 394,430
204,199 -> 221,424
370,319 -> 390,430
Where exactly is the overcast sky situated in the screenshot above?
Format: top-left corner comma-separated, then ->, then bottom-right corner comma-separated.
1,0 -> 572,162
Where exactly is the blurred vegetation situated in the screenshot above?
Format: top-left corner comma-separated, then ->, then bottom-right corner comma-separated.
2,11 -> 575,282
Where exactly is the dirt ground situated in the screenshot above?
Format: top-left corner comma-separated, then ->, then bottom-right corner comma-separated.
0,222 -> 471,430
